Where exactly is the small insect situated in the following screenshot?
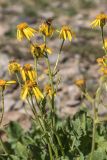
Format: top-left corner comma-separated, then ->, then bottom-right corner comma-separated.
45,18 -> 54,26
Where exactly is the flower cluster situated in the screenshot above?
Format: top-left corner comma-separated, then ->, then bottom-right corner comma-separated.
14,20 -> 75,101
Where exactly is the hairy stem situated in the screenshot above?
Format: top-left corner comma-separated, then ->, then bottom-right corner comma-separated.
90,102 -> 96,160
53,39 -> 64,73
101,26 -> 107,55
0,90 -> 4,126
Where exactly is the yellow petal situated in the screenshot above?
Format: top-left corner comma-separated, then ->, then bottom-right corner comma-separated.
21,87 -> 28,100
28,71 -> 35,81
23,29 -> 31,40
46,48 -> 52,54
33,87 -> 44,100
17,30 -> 24,41
67,31 -> 72,41
21,69 -> 26,81
6,80 -> 16,85
63,31 -> 66,40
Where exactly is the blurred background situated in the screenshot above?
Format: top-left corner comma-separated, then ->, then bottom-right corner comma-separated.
0,0 -> 107,129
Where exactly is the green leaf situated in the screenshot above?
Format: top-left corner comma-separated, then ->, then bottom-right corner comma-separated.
9,155 -> 20,160
7,121 -> 23,142
92,148 -> 107,160
15,142 -> 28,159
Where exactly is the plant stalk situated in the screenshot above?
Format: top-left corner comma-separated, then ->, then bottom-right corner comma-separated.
101,26 -> 107,55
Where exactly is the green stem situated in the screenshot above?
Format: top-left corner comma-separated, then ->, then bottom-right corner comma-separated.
55,132 -> 65,157
44,36 -> 64,157
0,90 -> 4,126
44,35 -> 55,128
48,143 -> 53,160
15,73 -> 22,87
30,95 -> 54,159
0,137 -> 8,155
45,55 -> 55,127
53,39 -> 64,73
90,102 -> 96,160
101,26 -> 107,55
34,56 -> 38,82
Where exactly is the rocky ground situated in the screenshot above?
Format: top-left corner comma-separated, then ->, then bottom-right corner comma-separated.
0,0 -> 107,129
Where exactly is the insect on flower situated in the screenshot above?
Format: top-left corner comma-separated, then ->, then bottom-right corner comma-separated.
21,80 -> 44,100
91,13 -> 107,28
20,64 -> 36,81
59,25 -> 75,42
30,43 -> 52,58
0,79 -> 16,90
17,22 -> 37,41
8,60 -> 21,74
39,19 -> 54,37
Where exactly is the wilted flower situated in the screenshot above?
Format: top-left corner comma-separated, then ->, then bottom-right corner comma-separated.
20,64 -> 36,81
30,43 -> 52,58
44,84 -> 53,98
8,60 -> 21,74
97,57 -> 104,65
39,21 -> 54,37
97,56 -> 107,66
59,25 -> 75,41
21,80 -> 44,100
91,13 -> 107,28
100,67 -> 107,75
17,22 -> 37,41
75,79 -> 85,90
0,79 -> 16,90
97,56 -> 107,75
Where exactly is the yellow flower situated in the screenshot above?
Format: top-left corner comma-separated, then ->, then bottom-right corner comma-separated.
44,84 -> 53,98
0,79 -> 16,90
21,80 -> 44,100
17,22 -> 37,41
59,25 -> 75,41
39,21 -> 54,37
30,43 -> 52,58
75,79 -> 85,89
8,60 -> 21,74
20,64 -> 36,81
91,13 -> 107,28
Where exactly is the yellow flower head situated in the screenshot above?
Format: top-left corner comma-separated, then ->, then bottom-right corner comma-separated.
75,79 -> 85,90
21,80 -> 44,100
44,84 -> 53,98
20,64 -> 36,81
17,22 -> 37,41
39,21 -> 54,37
0,79 -> 16,90
8,60 -> 21,74
91,13 -> 107,28
30,43 -> 52,58
59,25 -> 75,41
